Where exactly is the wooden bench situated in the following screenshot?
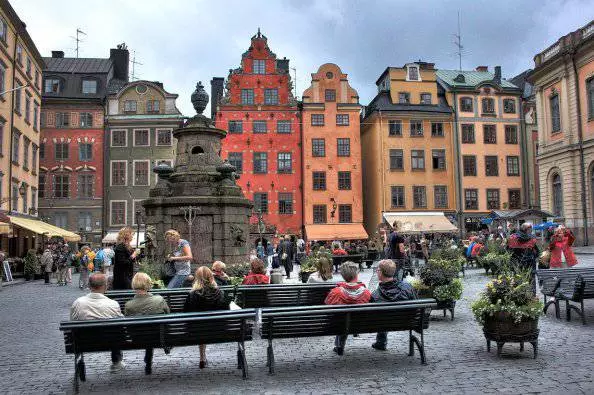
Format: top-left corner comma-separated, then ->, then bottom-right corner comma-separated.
536,268 -> 594,324
59,309 -> 256,392
261,299 -> 437,373
235,283 -> 336,308
332,254 -> 364,272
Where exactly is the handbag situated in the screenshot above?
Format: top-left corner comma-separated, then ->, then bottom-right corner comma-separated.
164,261 -> 176,277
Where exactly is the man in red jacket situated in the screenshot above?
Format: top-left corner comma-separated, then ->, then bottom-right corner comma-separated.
324,262 -> 371,355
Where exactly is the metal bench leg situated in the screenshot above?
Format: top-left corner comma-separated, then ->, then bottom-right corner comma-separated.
543,300 -> 555,315
408,330 -> 414,356
73,354 -> 79,394
565,300 -> 571,321
496,342 -> 504,357
486,339 -> 491,352
409,332 -> 426,364
239,342 -> 248,379
580,300 -> 586,325
554,300 -> 560,319
566,302 -> 585,324
237,343 -> 243,370
267,339 -> 275,375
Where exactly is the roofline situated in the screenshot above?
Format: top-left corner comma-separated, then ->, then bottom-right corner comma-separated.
0,0 -> 45,67
436,76 -> 521,94
375,67 -> 391,85
108,80 -> 179,99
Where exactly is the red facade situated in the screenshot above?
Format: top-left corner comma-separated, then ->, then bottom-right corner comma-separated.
215,31 -> 302,236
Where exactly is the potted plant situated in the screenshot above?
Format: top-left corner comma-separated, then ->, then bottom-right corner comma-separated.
23,249 -> 38,281
299,259 -> 317,283
226,262 -> 251,286
479,252 -> 511,275
471,272 -> 543,358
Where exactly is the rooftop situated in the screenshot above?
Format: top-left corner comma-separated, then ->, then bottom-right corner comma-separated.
43,57 -> 112,74
362,92 -> 451,119
436,69 -> 519,90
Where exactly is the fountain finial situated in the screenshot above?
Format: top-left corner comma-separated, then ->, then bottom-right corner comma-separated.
191,81 -> 209,115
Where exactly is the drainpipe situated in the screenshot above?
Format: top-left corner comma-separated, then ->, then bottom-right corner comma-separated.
518,99 -> 531,208
7,30 -> 20,213
571,53 -> 589,246
452,92 -> 464,239
379,109 -> 386,224
298,105 -> 305,239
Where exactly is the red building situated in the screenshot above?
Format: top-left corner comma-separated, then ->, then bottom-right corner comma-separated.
212,30 -> 302,239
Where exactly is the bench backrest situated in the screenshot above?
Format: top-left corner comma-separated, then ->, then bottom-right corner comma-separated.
260,299 -> 436,340
235,283 -> 335,308
536,268 -> 594,285
332,254 -> 364,264
59,309 -> 256,354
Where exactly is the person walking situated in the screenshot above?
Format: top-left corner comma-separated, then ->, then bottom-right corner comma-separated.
549,225 -> 578,268
41,247 -> 53,284
277,235 -> 293,279
113,227 -> 139,290
256,242 -> 265,260
165,229 -> 193,289
56,245 -> 69,286
78,246 -> 94,289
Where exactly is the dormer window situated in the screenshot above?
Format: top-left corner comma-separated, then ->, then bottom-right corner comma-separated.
124,100 -> 137,113
407,65 -> 420,81
420,93 -> 432,104
377,76 -> 390,93
146,100 -> 160,113
44,78 -> 61,93
398,92 -> 410,104
82,79 -> 97,94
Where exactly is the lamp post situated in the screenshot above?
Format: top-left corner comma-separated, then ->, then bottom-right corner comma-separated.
135,209 -> 142,249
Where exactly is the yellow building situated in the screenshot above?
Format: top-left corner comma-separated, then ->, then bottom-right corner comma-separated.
361,63 -> 456,234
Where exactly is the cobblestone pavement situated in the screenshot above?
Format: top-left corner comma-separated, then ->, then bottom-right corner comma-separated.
1,257 -> 593,394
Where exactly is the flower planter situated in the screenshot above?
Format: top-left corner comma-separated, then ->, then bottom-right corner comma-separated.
435,299 -> 456,320
300,271 -> 313,283
482,314 -> 539,358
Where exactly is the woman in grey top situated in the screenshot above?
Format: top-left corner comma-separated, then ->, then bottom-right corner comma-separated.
124,272 -> 170,375
165,229 -> 193,288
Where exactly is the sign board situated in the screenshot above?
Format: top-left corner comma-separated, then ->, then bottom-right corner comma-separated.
2,261 -> 13,282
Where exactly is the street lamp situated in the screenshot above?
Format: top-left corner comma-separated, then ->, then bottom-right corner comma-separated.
135,209 -> 142,249
330,197 -> 337,218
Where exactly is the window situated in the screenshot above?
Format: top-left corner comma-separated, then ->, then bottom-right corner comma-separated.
134,161 -> 150,186
79,112 -> 93,128
82,80 -> 97,94
33,102 -> 39,130
388,120 -> 402,136
550,95 -> 560,133
253,193 -> 268,213
38,173 -> 45,198
420,93 -> 431,104
228,120 -> 243,134
0,121 -> 3,156
325,89 -> 336,102
505,125 -> 518,144
312,138 -> 325,157
54,212 -> 68,228
134,129 -> 149,146
253,152 -> 267,174
336,114 -> 349,126
14,81 -> 21,114
313,171 -> 326,190
26,57 -> 32,77
410,120 -> 423,136
54,174 -> 69,198
35,70 -> 39,89
11,183 -> 17,210
338,171 -> 351,190
411,150 -> 425,170
241,89 -> 254,105
434,186 -> 448,208
30,188 -> 36,212
588,78 -> 594,119
39,143 -> 45,159
146,100 -> 160,113
279,192 -> 293,214
482,98 -> 495,114
483,124 -> 497,144
463,155 -> 477,176
31,144 -> 37,172
337,138 -> 350,157
552,174 -> 563,216
413,186 -> 427,208
156,129 -> 172,146
507,156 -> 520,176
462,124 -> 475,143
431,122 -> 444,137
311,114 -> 324,126
391,186 -> 405,208
78,174 -> 94,198
399,92 -> 410,104
55,112 -> 70,128
407,66 -> 419,81
313,205 -> 327,224
389,149 -> 404,170
277,152 -> 292,173
464,189 -> 478,210
112,130 -> 127,147
16,44 -> 22,64
11,129 -> 20,163
485,156 -> 499,176
228,152 -> 243,173
124,100 -> 137,113
487,189 -> 500,210
78,212 -> 92,231
22,137 -> 29,170
110,201 -> 126,226
0,17 -> 6,42
432,149 -> 446,170
40,112 -> 46,127
509,189 -> 522,210
277,120 -> 291,134
253,120 -> 267,133
460,97 -> 473,112
0,64 -> 4,94
21,184 -> 27,213
111,161 -> 127,186
253,59 -> 266,74
264,89 -> 278,105
45,78 -> 61,94
24,93 -> 30,122
339,205 -> 352,223
503,99 -> 516,114
78,143 -> 92,161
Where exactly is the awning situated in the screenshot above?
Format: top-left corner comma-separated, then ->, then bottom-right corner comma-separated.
305,224 -> 368,241
383,212 -> 458,233
102,231 -> 145,247
9,216 -> 81,241
0,222 -> 10,234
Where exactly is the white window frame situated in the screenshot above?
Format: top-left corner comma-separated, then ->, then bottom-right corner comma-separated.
133,128 -> 150,147
132,199 -> 144,225
109,200 -> 127,227
406,64 -> 421,82
154,159 -> 173,183
155,128 -> 173,146
111,129 -> 127,147
110,160 -> 128,187
133,160 -> 150,186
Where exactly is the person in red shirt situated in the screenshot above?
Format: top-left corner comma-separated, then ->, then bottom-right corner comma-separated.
242,258 -> 270,285
471,238 -> 484,258
324,261 -> 371,355
332,243 -> 348,256
549,225 -> 577,268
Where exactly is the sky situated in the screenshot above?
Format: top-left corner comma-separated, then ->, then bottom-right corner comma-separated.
11,0 -> 594,116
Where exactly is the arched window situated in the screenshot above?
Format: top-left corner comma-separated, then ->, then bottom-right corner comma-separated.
552,173 -> 563,217
191,146 -> 204,154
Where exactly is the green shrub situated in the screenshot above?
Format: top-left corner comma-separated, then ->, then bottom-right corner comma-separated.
433,278 -> 463,301
24,249 -> 39,277
420,258 -> 460,287
226,262 -> 251,278
138,259 -> 162,281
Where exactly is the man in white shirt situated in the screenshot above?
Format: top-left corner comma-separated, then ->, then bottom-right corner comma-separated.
70,273 -> 125,372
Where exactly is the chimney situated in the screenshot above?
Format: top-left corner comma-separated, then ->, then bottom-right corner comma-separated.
110,46 -> 129,81
494,66 -> 502,85
476,66 -> 488,72
276,57 -> 290,73
210,77 -> 225,120
51,50 -> 64,58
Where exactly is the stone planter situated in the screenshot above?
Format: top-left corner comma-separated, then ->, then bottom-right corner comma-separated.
483,314 -> 539,358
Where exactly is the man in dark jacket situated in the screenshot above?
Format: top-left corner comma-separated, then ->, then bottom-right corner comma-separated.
370,259 -> 416,351
507,222 -> 540,294
277,235 -> 293,279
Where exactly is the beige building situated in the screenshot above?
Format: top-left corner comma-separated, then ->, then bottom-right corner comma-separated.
529,20 -> 594,245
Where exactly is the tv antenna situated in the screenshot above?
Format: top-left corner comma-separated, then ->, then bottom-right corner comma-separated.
453,11 -> 463,70
70,28 -> 86,58
130,50 -> 143,80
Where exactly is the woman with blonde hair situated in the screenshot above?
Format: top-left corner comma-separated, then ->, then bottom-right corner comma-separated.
113,227 -> 138,290
183,266 -> 230,368
165,229 -> 193,289
212,261 -> 230,286
307,256 -> 336,283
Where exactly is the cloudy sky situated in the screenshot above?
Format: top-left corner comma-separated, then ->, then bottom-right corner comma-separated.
12,0 -> 594,115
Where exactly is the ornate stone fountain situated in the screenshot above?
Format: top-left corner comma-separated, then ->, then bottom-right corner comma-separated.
142,82 -> 252,266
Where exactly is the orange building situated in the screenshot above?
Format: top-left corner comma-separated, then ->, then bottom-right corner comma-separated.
361,63 -> 456,234
301,64 -> 367,241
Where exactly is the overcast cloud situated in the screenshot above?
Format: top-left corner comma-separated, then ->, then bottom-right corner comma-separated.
11,0 -> 594,115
